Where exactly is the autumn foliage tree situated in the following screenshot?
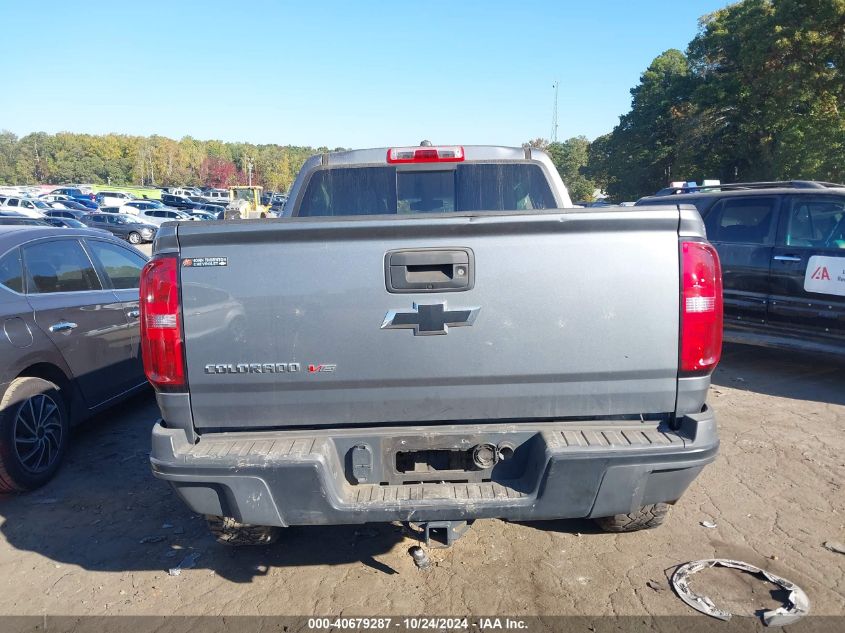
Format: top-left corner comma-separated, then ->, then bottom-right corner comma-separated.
0,132 -> 316,193
200,157 -> 238,188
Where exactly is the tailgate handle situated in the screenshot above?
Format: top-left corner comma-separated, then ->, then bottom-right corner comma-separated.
386,249 -> 474,293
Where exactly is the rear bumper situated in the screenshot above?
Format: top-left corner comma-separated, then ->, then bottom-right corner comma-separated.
150,408 -> 718,527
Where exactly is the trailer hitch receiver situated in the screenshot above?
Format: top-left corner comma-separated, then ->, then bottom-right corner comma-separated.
422,520 -> 472,548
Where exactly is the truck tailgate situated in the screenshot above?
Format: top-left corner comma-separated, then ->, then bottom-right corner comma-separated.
176,210 -> 681,430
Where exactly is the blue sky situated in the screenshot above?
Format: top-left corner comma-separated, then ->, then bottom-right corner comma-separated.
1,0 -> 727,147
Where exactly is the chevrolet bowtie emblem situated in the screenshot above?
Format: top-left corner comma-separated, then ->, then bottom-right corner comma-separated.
381,302 -> 480,336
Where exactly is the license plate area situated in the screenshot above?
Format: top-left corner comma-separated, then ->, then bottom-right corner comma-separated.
378,433 -> 535,485
395,449 -> 475,475
335,430 -> 543,486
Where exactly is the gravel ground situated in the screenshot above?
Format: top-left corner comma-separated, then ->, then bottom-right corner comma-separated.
0,344 -> 842,620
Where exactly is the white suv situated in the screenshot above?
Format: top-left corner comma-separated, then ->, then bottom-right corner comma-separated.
96,191 -> 135,206
203,189 -> 230,204
0,197 -> 51,218
134,208 -> 199,226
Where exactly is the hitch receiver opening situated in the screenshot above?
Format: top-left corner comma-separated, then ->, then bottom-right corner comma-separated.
422,521 -> 472,548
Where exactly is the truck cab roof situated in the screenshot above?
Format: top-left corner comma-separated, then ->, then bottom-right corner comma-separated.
284,144 -> 573,216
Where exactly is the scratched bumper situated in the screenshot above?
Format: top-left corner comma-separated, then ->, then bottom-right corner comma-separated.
150,408 -> 717,527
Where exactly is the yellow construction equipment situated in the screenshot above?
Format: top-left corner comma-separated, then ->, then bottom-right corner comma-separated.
225,186 -> 271,219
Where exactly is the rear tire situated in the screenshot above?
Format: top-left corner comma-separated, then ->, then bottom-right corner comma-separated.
206,515 -> 282,546
594,503 -> 670,532
0,377 -> 69,493
128,232 -> 141,244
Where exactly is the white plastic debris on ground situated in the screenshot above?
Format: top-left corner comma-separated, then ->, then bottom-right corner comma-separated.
671,558 -> 810,627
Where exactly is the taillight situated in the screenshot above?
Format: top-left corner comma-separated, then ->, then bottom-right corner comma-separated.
680,241 -> 723,375
386,146 -> 465,163
140,256 -> 185,390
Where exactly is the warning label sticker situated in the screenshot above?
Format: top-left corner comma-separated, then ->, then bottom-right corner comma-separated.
804,255 -> 845,297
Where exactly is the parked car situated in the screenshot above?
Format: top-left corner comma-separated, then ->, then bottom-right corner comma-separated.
0,226 -> 149,491
81,213 -> 158,244
202,189 -> 230,205
43,190 -> 98,210
123,200 -> 169,214
145,144 -> 722,546
132,208 -> 199,226
636,180 -> 845,355
41,217 -> 91,229
74,199 -> 100,211
43,209 -> 91,221
95,191 -> 135,207
186,210 -> 216,221
48,187 -> 98,205
193,203 -> 225,215
48,199 -> 91,212
46,201 -> 75,210
160,193 -> 201,210
0,197 -> 52,218
261,191 -> 287,207
269,195 -> 287,213
0,216 -> 50,226
162,187 -> 197,198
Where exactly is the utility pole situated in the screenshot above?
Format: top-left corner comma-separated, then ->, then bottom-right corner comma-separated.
247,159 -> 253,186
551,80 -> 559,143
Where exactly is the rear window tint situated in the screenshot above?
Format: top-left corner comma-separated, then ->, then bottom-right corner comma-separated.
456,163 -> 556,211
23,240 -> 102,293
783,195 -> 845,249
295,164 -> 556,217
86,240 -> 146,289
0,249 -> 23,293
299,167 -> 397,216
706,197 -> 776,244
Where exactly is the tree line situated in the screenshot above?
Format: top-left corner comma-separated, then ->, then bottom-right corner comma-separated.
0,131 -> 328,192
541,0 -> 844,201
2,1 -> 842,201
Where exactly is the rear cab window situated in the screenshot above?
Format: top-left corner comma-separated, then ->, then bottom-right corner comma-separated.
294,163 -> 556,217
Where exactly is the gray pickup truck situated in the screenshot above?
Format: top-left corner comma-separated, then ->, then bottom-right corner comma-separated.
145,144 -> 723,546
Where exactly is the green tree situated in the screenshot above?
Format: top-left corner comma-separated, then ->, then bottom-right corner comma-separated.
589,0 -> 845,198
588,49 -> 695,200
0,131 -> 19,183
546,137 -> 596,202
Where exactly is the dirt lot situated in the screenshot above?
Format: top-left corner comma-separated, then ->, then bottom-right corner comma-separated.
0,344 -> 842,620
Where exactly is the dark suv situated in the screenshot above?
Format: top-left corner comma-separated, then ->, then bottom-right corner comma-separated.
637,181 -> 845,355
160,193 -> 201,210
